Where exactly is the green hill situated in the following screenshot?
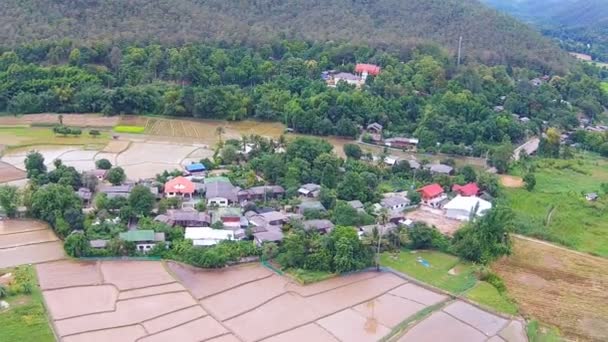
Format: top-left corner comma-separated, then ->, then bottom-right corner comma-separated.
0,0 -> 569,70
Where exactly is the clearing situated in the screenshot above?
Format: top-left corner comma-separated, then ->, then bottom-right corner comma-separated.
500,175 -> 524,188
0,265 -> 55,342
0,126 -> 109,150
0,219 -> 65,268
493,236 -> 608,341
405,208 -> 463,235
36,259 -> 524,342
506,156 -> 608,256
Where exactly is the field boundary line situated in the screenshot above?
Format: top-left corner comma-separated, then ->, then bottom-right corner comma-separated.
0,238 -> 61,250
135,313 -> 211,342
0,227 -> 49,236
512,234 -> 607,261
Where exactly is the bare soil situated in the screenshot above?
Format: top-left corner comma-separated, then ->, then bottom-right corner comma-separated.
0,113 -> 119,127
0,161 -> 25,182
406,208 -> 463,235
500,175 -> 524,188
493,236 -> 608,341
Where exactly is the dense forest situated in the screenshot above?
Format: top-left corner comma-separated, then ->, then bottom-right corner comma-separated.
0,0 -> 570,71
484,0 -> 608,62
1,41 -> 607,156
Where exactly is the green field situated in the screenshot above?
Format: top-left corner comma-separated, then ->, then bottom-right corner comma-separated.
507,156 -> 608,256
0,126 -> 109,150
601,82 -> 608,94
465,282 -> 518,315
0,266 -> 55,342
287,268 -> 336,284
381,250 -> 476,294
113,125 -> 145,134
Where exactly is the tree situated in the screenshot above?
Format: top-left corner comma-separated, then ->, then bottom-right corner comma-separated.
220,145 -> 239,164
215,126 -> 225,145
408,191 -> 421,205
81,172 -> 98,192
451,205 -> 513,264
343,143 -> 362,160
0,185 -> 20,217
330,226 -> 370,273
25,151 -> 46,178
64,232 -> 90,257
408,223 -> 448,251
336,172 -> 367,201
262,242 -> 279,260
106,167 -> 126,185
128,185 -> 155,217
490,141 -> 513,174
89,129 -> 101,138
523,173 -> 536,191
460,165 -> 477,183
29,184 -> 82,237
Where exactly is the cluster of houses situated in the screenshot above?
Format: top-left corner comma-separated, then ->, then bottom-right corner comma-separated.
418,182 -> 492,220
322,63 -> 381,88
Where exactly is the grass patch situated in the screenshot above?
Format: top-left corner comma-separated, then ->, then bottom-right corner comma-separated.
601,82 -> 608,94
506,155 -> 608,256
465,281 -> 518,315
113,125 -> 146,134
526,320 -> 562,342
0,266 -> 55,342
0,126 -> 109,150
286,268 -> 336,284
380,249 -> 476,294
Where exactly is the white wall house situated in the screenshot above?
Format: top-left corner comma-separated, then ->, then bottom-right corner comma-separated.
185,227 -> 235,246
444,196 -> 492,221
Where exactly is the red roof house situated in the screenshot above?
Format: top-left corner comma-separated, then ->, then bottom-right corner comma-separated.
417,183 -> 444,200
355,63 -> 381,76
452,183 -> 480,197
164,176 -> 195,198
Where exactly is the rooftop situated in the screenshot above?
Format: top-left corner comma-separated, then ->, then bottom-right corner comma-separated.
164,176 -> 195,194
119,230 -> 165,242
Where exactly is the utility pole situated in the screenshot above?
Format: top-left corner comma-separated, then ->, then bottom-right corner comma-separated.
457,36 -> 463,67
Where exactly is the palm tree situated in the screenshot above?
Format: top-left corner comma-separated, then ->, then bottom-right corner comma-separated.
375,208 -> 390,271
215,126 -> 225,146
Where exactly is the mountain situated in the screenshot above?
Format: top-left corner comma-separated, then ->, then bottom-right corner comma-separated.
483,0 -> 608,62
0,0 -> 569,70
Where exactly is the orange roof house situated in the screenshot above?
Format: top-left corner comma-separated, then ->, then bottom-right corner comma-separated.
164,176 -> 195,197
355,63 -> 381,76
417,183 -> 444,200
452,183 -> 480,197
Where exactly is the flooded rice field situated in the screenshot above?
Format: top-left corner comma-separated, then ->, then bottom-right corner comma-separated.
0,219 -> 65,268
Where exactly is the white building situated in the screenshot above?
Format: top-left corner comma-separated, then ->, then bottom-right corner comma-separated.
185,227 -> 235,246
444,196 -> 492,221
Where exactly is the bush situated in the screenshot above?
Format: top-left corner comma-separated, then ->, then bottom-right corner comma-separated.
476,266 -> 507,293
113,125 -> 145,134
95,158 -> 112,170
408,223 -> 449,251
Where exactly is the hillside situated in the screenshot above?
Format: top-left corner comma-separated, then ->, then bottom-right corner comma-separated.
0,0 -> 569,70
483,0 -> 608,62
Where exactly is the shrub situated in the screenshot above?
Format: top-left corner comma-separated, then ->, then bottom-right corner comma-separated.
408,223 -> 449,251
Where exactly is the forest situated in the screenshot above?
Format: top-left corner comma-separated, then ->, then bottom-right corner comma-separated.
0,0 -> 570,71
1,41 -> 607,155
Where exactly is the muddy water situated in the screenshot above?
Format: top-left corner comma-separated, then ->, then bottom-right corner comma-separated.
0,219 -> 65,268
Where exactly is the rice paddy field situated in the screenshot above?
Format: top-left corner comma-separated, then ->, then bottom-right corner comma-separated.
506,155 -> 608,256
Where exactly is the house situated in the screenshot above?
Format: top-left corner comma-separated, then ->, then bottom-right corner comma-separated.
530,78 -> 543,87
452,183 -> 480,197
297,201 -> 326,215
185,163 -> 206,175
444,195 -> 492,221
155,208 -> 211,227
86,169 -> 107,181
417,183 -> 447,208
355,63 -> 381,76
359,222 -> 397,236
381,196 -> 411,211
408,159 -> 421,169
213,207 -> 244,229
76,188 -> 92,204
384,156 -> 398,166
185,227 -> 234,246
493,106 -> 504,112
303,219 -> 335,234
119,230 -> 165,253
89,239 -> 108,249
366,122 -> 383,134
384,137 -> 419,149
586,193 -> 599,201
298,183 -> 321,198
253,227 -> 284,246
332,72 -> 364,87
425,164 -> 454,175
237,185 -> 285,203
204,177 -> 239,207
99,184 -> 133,199
164,176 -> 195,199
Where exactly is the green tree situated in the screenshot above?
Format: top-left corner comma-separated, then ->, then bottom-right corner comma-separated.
220,144 -> 239,164
336,172 -> 367,201
262,242 -> 279,261
330,226 -> 369,273
25,151 -> 46,179
0,185 -> 20,217
29,184 -> 82,237
460,165 -> 477,183
490,141 -> 513,174
451,205 -> 513,264
64,232 -> 90,257
89,129 -> 101,138
523,173 -> 536,191
95,158 -> 112,170
107,167 -> 126,185
128,185 -> 155,217
343,143 -> 363,160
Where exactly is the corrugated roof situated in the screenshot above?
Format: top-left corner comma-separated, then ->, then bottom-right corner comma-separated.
119,230 -> 156,242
